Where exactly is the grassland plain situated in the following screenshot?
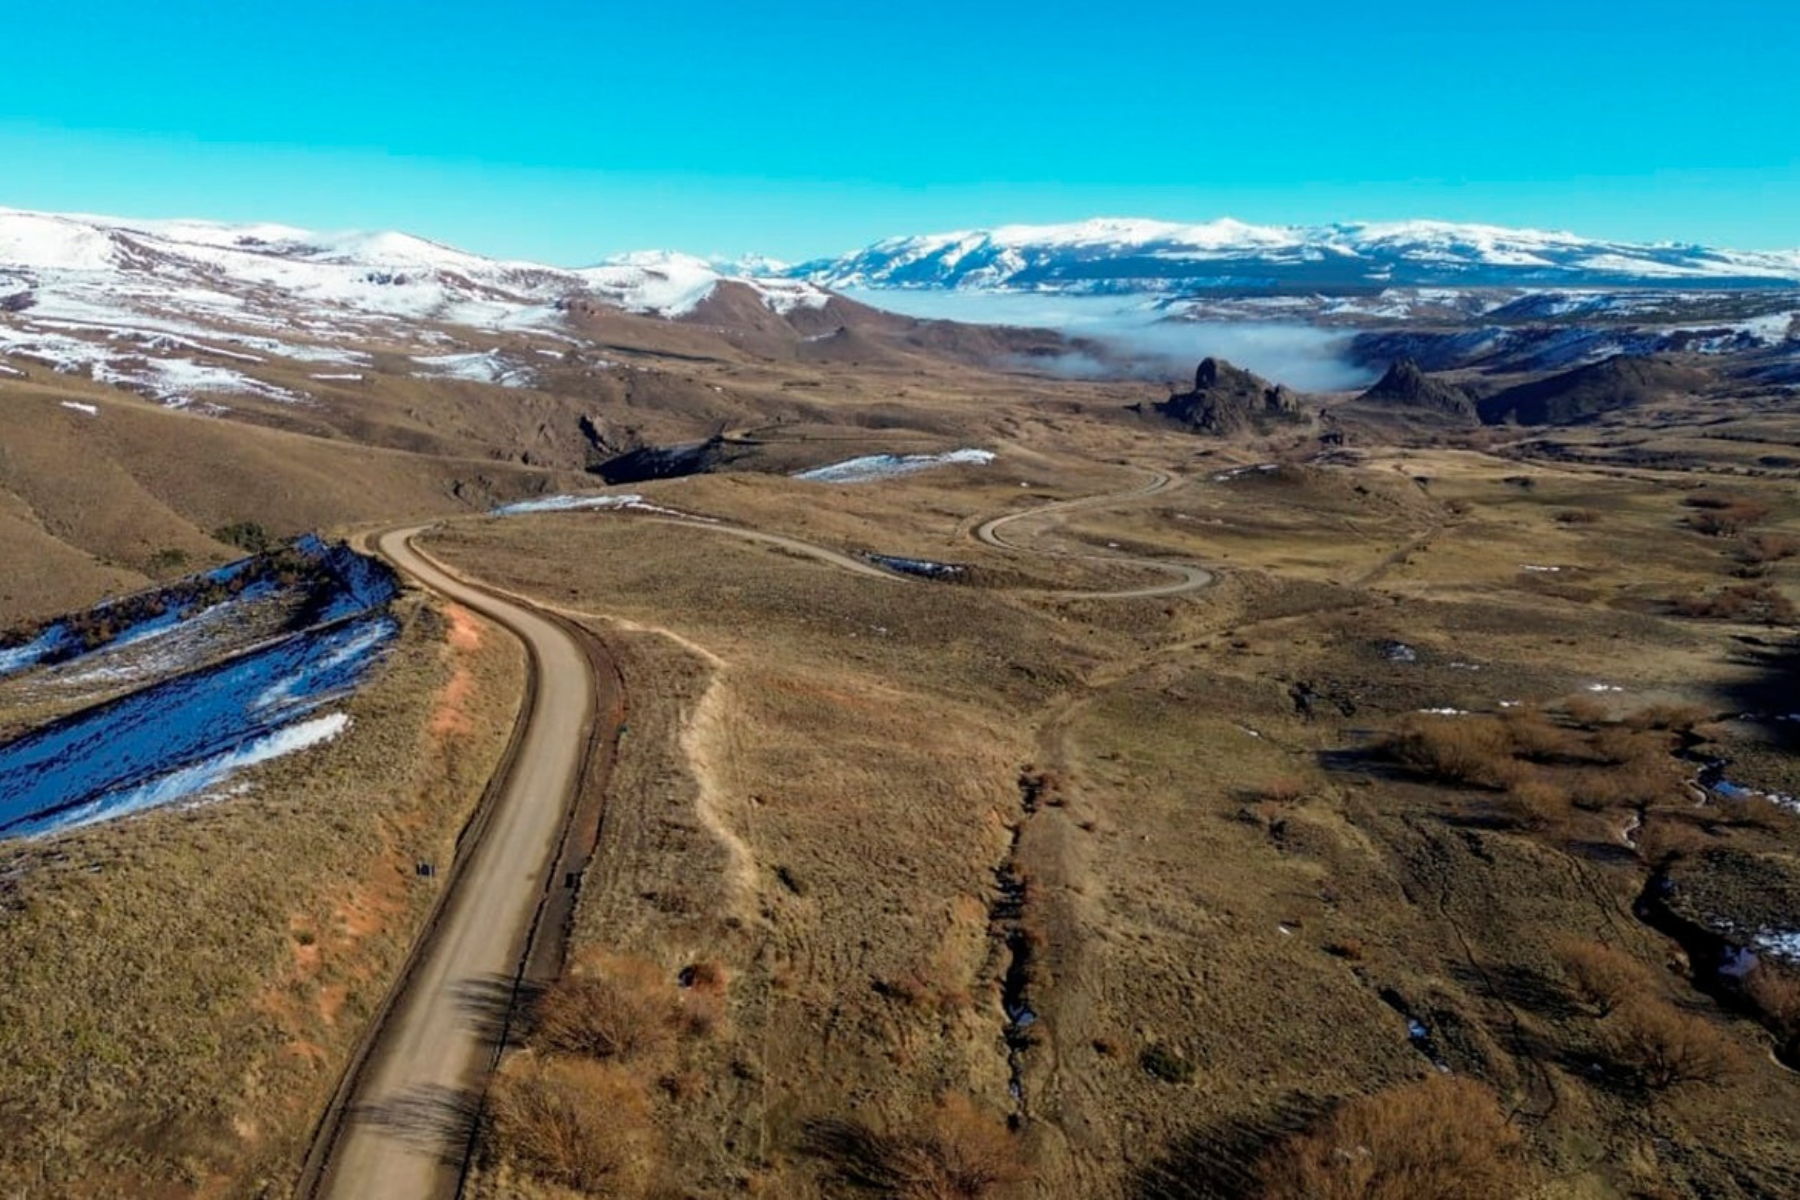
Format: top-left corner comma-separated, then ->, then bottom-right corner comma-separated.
426,424 -> 1798,1199
0,592 -> 523,1197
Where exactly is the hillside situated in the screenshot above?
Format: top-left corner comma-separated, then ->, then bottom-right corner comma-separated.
1478,354 -> 1715,426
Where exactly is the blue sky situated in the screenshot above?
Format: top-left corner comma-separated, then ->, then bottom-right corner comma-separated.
4,0 -> 1796,263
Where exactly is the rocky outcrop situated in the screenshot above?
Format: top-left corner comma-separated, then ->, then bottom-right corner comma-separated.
1154,358 -> 1303,435
1355,358 -> 1477,420
1477,354 -> 1712,426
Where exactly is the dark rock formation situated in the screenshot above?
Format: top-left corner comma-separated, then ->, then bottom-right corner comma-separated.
592,436 -> 735,484
1154,358 -> 1303,435
1477,354 -> 1712,426
1354,358 -> 1477,420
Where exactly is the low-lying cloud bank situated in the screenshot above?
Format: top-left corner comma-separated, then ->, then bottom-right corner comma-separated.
844,289 -> 1377,392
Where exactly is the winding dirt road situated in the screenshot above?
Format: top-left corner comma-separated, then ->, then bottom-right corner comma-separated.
973,467 -> 1215,599
299,527 -> 601,1200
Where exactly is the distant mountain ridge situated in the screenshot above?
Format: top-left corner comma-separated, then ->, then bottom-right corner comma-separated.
795,218 -> 1800,295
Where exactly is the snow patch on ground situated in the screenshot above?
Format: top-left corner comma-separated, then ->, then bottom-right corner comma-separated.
491,493 -> 708,520
794,448 -> 996,483
59,401 -> 98,416
411,351 -> 535,388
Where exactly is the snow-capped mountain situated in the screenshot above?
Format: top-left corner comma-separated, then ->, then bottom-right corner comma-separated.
795,218 -> 1800,295
0,206 -> 828,409
0,206 -> 825,331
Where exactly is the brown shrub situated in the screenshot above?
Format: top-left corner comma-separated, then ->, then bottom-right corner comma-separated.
1254,1075 -> 1526,1200
1570,764 -> 1668,812
1736,533 -> 1798,567
1381,717 -> 1516,788
533,953 -> 681,1062
1602,999 -> 1741,1089
1746,964 -> 1800,1027
1745,965 -> 1800,1059
1555,508 -> 1601,525
1260,776 -> 1306,805
1559,696 -> 1611,728
485,1055 -> 657,1193
1501,711 -> 1582,761
807,1095 -> 1030,1199
1501,779 -> 1573,832
1710,793 -> 1794,832
1686,501 -> 1771,538
1623,704 -> 1713,734
1556,939 -> 1652,1017
1635,817 -> 1708,869
1590,726 -> 1667,767
1672,582 -> 1797,623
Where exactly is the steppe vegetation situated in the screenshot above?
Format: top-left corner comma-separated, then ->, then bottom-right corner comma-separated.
2,301 -> 1797,1199
429,420 -> 1800,1198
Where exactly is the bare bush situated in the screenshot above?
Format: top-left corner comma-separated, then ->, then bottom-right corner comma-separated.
1501,779 -> 1573,832
1602,999 -> 1741,1089
1559,696 -> 1611,728
486,1055 -> 657,1193
807,1094 -> 1031,1199
1254,1075 -> 1526,1200
1685,498 -> 1772,538
1555,508 -> 1601,525
1501,711 -> 1582,762
1671,583 -> 1796,624
1745,964 -> 1800,1060
1623,704 -> 1713,734
1735,533 -> 1799,567
533,953 -> 681,1062
1570,764 -> 1669,812
1556,939 -> 1652,1017
1380,717 -> 1516,788
1635,817 -> 1708,869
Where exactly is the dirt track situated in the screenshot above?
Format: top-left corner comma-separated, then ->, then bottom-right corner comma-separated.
299,526 -> 604,1200
972,467 -> 1216,598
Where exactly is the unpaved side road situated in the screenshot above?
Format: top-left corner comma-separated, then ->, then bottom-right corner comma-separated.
974,468 -> 1216,599
300,526 -> 601,1200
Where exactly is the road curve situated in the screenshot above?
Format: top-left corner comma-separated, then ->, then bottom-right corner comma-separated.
300,526 -> 598,1200
973,468 -> 1215,599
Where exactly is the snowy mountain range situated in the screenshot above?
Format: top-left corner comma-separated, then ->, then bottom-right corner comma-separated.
0,206 -> 829,408
794,218 -> 1800,294
0,205 -> 824,343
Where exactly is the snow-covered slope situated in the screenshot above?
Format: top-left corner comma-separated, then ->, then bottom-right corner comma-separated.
0,206 -> 828,409
797,218 -> 1800,295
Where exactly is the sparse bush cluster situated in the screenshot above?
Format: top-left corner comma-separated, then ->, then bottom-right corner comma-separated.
1683,493 -> 1772,537
1556,939 -> 1742,1090
1670,582 -> 1796,624
1377,705 -> 1692,833
1254,1075 -> 1527,1200
806,1094 -> 1031,1200
486,1055 -> 657,1193
1745,964 -> 1800,1064
1733,533 -> 1798,574
486,950 -> 727,1193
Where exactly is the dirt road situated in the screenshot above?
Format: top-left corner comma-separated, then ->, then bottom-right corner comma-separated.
299,526 -> 601,1200
973,468 -> 1216,599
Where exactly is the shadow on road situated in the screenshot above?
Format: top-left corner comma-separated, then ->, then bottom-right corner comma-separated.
451,973 -> 544,1047
348,1084 -> 483,1166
